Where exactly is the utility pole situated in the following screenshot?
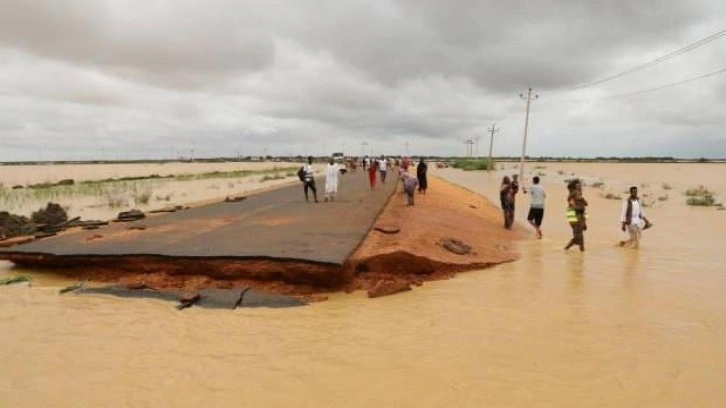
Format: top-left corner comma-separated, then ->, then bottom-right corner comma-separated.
487,124 -> 499,171
405,141 -> 409,156
465,139 -> 475,158
518,87 -> 538,181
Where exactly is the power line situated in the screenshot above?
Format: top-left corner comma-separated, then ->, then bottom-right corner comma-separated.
597,66 -> 726,100
569,28 -> 726,90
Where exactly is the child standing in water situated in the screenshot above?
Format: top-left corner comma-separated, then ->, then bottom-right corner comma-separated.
565,179 -> 588,252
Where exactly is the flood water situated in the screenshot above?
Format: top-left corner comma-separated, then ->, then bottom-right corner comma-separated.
1,162 -> 725,407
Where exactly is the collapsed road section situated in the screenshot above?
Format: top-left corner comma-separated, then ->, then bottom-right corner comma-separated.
0,172 -> 397,291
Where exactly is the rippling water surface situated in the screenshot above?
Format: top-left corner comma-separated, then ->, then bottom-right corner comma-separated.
1,162 -> 724,407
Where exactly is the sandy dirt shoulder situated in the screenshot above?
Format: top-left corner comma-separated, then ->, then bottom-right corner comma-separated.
343,175 -> 524,295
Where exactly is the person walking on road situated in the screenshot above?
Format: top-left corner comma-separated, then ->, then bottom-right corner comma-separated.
416,157 -> 428,194
299,156 -> 318,203
367,158 -> 377,189
619,186 -> 652,249
378,156 -> 388,184
524,176 -> 546,238
402,173 -> 419,205
500,176 -> 514,229
324,158 -> 340,202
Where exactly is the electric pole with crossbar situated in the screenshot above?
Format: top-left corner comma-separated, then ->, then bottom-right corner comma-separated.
518,87 -> 538,181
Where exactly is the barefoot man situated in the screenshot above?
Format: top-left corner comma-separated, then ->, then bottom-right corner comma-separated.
524,176 -> 546,238
620,186 -> 652,249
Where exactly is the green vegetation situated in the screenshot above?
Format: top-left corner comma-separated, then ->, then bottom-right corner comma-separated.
684,185 -> 714,196
0,166 -> 298,212
450,159 -> 496,171
684,185 -> 719,207
260,174 -> 286,182
686,195 -> 718,206
603,192 -> 621,200
174,166 -> 297,181
0,275 -> 32,286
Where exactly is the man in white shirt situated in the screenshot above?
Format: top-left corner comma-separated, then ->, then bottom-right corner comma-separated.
378,156 -> 388,184
300,156 -> 318,203
324,158 -> 340,202
524,176 -> 546,239
620,186 -> 652,249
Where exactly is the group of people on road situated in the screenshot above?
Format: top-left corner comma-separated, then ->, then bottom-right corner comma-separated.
299,155 -> 429,206
500,174 -> 653,251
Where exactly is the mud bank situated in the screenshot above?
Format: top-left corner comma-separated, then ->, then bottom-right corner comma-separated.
344,176 -> 523,295
3,176 -> 522,300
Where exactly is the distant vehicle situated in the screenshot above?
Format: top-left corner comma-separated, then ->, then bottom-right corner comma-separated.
331,152 -> 345,163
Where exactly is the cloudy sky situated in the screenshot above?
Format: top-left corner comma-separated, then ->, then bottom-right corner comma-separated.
1,0 -> 725,161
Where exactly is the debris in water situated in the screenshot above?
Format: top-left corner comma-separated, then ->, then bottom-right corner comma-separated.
59,278 -> 89,294
31,203 -> 69,226
374,225 -> 400,234
368,279 -> 412,298
116,210 -> 145,222
440,238 -> 472,255
0,275 -> 33,286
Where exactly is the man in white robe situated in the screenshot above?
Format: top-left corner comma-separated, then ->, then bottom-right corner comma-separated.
324,158 -> 340,202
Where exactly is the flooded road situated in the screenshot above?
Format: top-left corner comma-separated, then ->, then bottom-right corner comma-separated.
1,162 -> 725,407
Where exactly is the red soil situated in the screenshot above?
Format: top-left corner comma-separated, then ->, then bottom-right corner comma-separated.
344,176 -> 523,295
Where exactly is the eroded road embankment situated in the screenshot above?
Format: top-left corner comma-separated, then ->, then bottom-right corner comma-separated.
1,172 -> 522,300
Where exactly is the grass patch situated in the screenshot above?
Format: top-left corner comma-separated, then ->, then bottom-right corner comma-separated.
603,192 -> 621,200
684,185 -> 719,206
260,174 -> 286,182
686,195 -> 718,206
175,166 -> 298,181
451,159 -> 496,171
684,185 -> 714,196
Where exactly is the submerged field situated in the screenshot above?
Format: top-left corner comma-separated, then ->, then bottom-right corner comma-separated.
0,161 -> 301,220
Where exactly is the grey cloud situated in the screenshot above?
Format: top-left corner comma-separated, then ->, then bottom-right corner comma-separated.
0,0 -> 724,160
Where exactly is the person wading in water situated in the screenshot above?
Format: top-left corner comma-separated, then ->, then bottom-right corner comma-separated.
500,176 -> 514,229
564,179 -> 587,251
619,186 -> 653,249
523,176 -> 546,238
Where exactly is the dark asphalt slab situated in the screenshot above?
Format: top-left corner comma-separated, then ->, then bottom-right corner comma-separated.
0,170 -> 397,266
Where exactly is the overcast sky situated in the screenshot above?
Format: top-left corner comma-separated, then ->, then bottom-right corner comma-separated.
1,0 -> 725,160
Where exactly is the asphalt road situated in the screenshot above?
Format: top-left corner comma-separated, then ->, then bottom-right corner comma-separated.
0,169 -> 397,266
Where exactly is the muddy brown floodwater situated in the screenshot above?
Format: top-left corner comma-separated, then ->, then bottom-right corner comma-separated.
1,162 -> 725,407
